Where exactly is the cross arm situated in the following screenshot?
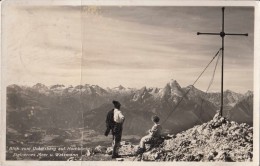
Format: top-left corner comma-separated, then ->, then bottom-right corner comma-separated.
197,32 -> 248,37
225,33 -> 248,36
197,32 -> 220,35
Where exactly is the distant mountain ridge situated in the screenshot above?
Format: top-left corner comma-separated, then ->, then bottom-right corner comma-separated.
7,79 -> 253,135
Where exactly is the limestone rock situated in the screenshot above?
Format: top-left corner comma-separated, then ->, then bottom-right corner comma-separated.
94,145 -> 107,154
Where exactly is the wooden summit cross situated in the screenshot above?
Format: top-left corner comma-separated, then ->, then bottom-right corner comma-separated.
197,7 -> 248,116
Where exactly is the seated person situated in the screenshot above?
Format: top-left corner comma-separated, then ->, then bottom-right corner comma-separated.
136,115 -> 162,154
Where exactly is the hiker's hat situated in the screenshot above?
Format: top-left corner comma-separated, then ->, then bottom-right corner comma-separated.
112,100 -> 121,107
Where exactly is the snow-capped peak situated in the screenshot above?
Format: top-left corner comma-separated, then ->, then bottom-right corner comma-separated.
113,85 -> 126,91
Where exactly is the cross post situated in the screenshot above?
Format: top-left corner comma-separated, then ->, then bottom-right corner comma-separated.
197,7 -> 248,116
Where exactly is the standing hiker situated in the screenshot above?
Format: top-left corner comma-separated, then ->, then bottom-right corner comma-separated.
105,100 -> 125,158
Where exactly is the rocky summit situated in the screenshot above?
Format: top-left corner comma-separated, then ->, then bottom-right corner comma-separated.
83,112 -> 253,162
142,111 -> 253,162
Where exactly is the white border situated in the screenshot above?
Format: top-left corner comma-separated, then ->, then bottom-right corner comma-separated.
0,0 -> 258,7
1,1 -> 259,166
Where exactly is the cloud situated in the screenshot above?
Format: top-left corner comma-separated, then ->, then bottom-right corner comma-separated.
3,5 -> 254,92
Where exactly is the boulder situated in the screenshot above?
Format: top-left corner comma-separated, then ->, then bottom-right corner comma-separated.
142,149 -> 160,161
106,147 -> 113,155
94,145 -> 107,154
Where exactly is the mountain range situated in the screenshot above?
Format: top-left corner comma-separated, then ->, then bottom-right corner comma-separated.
6,79 -> 253,136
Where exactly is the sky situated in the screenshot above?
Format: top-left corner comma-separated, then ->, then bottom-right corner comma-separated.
2,4 -> 254,93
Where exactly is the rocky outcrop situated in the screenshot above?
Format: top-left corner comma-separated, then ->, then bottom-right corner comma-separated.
142,111 -> 253,161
